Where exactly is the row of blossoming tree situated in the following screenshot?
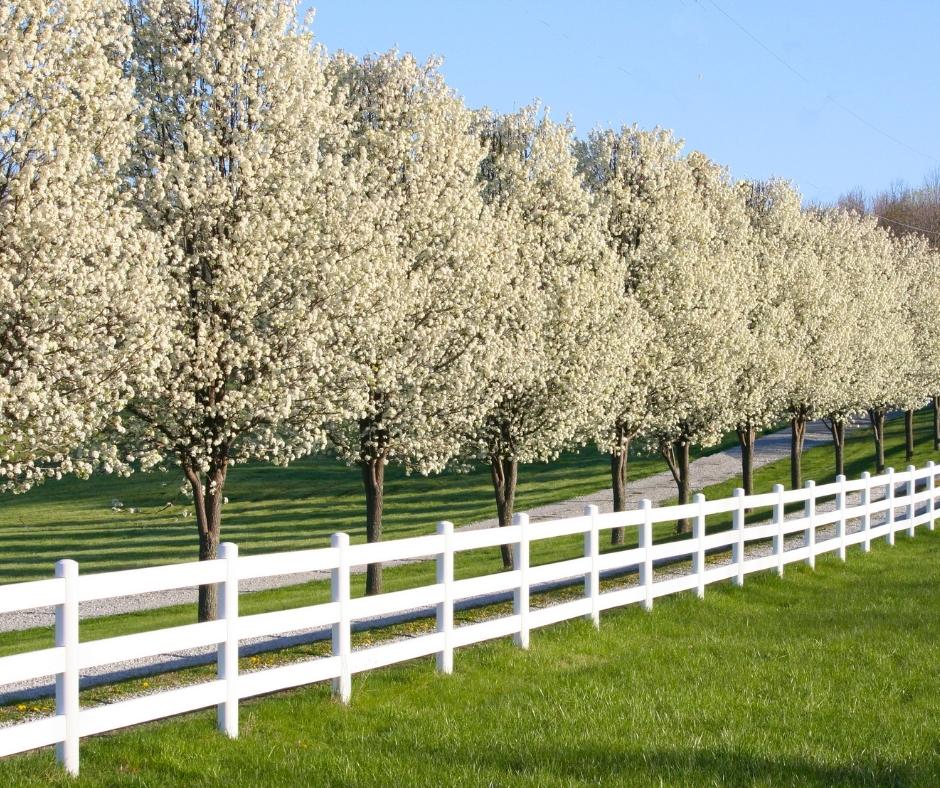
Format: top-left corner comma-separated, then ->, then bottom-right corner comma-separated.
4,1 -> 939,619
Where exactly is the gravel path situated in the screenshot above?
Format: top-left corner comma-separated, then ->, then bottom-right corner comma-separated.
2,418 -> 907,703
0,420 -> 840,634
1,474 -> 924,704
3,417 -> 914,703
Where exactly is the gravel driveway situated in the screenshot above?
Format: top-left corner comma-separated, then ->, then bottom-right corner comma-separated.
2,417 -> 918,703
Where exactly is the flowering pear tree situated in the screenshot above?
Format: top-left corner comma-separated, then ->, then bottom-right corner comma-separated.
731,180 -> 807,493
324,52 -> 503,593
893,232 -> 936,460
799,210 -> 868,477
586,131 -> 750,532
577,128 -> 669,543
463,106 -> 622,566
815,212 -> 913,475
122,0 -> 365,620
0,0 -> 164,492
650,151 -> 751,531
766,204 -> 839,489
868,230 -> 937,462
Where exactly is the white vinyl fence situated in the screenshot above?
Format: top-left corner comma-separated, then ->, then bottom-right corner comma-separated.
1,462 -> 937,775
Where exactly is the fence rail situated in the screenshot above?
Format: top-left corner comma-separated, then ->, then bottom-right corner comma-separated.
0,461 -> 937,775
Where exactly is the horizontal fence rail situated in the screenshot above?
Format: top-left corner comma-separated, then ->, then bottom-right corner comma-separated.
0,461 -> 937,775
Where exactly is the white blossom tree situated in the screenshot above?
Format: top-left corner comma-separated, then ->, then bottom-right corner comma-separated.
122,0 -> 366,620
804,210 -> 914,475
584,130 -> 750,532
853,223 -> 918,472
463,106 -> 622,566
731,180 -> 803,493
768,203 -> 840,489
0,0 -> 164,492
577,128 -> 665,543
650,151 -> 751,531
893,232 -> 936,461
324,52 -> 504,593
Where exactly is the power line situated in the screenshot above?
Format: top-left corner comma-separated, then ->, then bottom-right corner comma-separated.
870,213 -> 940,238
705,0 -> 812,86
703,0 -> 937,165
791,172 -> 939,236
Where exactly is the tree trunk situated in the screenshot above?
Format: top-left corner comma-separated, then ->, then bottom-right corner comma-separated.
868,408 -> 886,473
490,454 -> 518,569
933,395 -> 940,451
197,526 -> 219,623
904,408 -> 915,461
185,461 -> 228,623
825,418 -> 846,477
662,438 -> 691,533
610,425 -> 630,546
790,414 -> 807,490
360,456 -> 385,596
736,423 -> 756,495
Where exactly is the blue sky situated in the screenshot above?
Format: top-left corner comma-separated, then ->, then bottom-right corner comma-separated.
301,1 -> 938,206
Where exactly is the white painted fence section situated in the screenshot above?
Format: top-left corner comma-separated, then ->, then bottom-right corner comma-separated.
1,463 -> 938,775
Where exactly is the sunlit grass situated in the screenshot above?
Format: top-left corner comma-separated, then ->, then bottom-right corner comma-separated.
1,528 -> 938,785
0,412 -> 934,656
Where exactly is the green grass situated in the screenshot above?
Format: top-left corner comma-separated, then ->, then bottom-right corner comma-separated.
0,413 -> 937,783
0,442 -> 690,585
2,530 -> 939,785
699,412 -> 938,532
0,412 -> 934,658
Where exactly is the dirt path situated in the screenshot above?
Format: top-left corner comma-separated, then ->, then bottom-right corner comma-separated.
474,420 -> 836,526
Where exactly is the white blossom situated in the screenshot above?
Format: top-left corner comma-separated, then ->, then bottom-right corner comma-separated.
0,0 -> 165,493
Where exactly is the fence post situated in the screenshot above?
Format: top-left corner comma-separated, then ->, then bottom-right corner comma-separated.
55,559 -> 79,777
513,512 -> 530,649
732,488 -> 745,587
906,464 -> 916,537
773,483 -> 785,577
640,499 -> 653,611
217,542 -> 239,738
929,461 -> 936,531
836,475 -> 847,561
331,532 -> 351,704
693,493 -> 706,599
435,521 -> 454,674
803,480 -> 816,569
861,471 -> 872,552
583,504 -> 600,628
886,467 -> 895,546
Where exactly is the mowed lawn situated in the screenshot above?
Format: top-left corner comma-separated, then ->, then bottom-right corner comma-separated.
0,414 -> 928,586
1,531 -> 939,786
0,411 -> 936,658
0,443 -> 683,585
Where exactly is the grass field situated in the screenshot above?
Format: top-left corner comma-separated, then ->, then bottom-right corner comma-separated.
0,412 -> 937,783
0,411 -> 935,659
0,439 -> 689,585
1,528 -> 938,785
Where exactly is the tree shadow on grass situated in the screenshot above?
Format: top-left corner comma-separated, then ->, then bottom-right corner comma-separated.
439,741 -> 924,786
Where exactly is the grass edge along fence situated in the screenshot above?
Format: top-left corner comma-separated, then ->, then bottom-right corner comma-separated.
1,461 -> 937,777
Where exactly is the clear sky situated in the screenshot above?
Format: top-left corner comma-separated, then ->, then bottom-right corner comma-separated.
300,0 -> 938,206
